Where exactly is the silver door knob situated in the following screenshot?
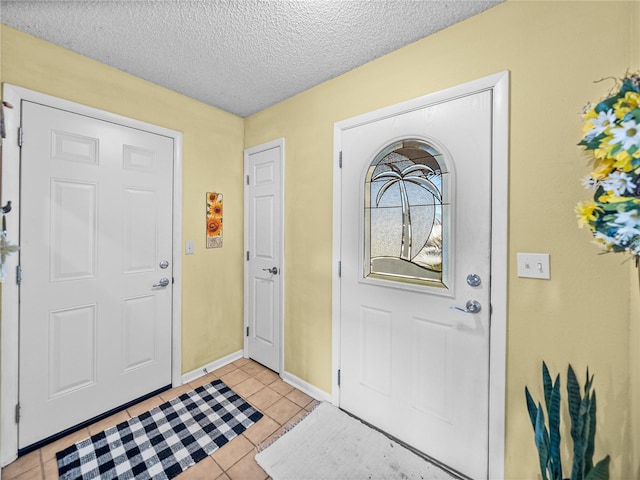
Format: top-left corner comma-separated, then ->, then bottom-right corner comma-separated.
450,300 -> 481,314
262,267 -> 278,275
153,277 -> 170,287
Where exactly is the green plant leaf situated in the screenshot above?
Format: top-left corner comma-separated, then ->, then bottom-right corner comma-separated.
584,456 -> 609,480
567,365 -> 584,480
525,387 -> 537,430
585,391 -> 597,472
535,404 -> 551,480
543,362 -> 553,413
549,375 -> 563,480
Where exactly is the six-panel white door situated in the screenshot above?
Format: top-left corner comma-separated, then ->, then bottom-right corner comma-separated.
339,90 -> 493,479
19,101 -> 174,449
244,140 -> 283,373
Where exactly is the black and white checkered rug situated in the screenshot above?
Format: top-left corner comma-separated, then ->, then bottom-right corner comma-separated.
56,379 -> 262,480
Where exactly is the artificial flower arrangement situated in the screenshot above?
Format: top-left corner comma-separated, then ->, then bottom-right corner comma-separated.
576,72 -> 640,260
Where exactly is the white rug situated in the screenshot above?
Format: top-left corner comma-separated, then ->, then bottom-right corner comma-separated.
255,402 -> 457,480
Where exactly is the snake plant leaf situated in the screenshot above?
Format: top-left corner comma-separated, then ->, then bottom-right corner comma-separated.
549,375 -> 563,480
525,387 -> 538,430
543,362 -> 553,414
585,392 -> 597,472
567,365 -> 585,480
535,404 -> 551,480
584,456 -> 609,480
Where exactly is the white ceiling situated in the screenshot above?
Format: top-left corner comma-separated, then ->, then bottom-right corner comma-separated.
1,0 -> 502,117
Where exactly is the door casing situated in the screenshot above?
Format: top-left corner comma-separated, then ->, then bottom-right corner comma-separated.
0,84 -> 183,466
243,138 -> 285,372
331,71 -> 509,478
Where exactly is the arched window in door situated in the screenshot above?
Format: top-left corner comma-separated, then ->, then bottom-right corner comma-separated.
364,139 -> 449,288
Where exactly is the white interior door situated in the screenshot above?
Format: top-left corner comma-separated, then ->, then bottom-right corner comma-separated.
18,101 -> 174,449
244,139 -> 284,373
339,90 -> 492,479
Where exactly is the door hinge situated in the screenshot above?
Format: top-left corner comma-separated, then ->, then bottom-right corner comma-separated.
246,175 -> 250,185
246,326 -> 249,337
246,251 -> 250,261
337,369 -> 341,387
339,151 -> 342,168
16,265 -> 22,285
338,261 -> 341,277
15,403 -> 20,423
18,126 -> 23,147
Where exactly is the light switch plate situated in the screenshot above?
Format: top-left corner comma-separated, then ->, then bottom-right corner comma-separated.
517,253 -> 550,279
185,240 -> 195,255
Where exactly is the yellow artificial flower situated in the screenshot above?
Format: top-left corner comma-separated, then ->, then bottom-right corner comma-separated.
597,192 -> 633,204
613,92 -> 640,119
590,157 -> 616,179
575,201 -> 600,229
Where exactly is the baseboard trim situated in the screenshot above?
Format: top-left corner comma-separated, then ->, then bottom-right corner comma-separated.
181,350 -> 244,384
281,371 -> 331,403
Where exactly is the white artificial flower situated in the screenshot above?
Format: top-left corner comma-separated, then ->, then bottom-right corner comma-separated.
586,109 -> 617,140
614,224 -> 640,243
609,119 -> 640,151
610,209 -> 640,228
581,175 -> 597,190
599,171 -> 637,196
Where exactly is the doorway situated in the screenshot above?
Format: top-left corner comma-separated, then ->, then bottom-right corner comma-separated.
332,72 -> 508,479
243,138 -> 285,373
0,85 -> 183,465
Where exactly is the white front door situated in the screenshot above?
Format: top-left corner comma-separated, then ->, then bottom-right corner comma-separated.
18,101 -> 174,449
338,90 -> 492,479
244,139 -> 284,373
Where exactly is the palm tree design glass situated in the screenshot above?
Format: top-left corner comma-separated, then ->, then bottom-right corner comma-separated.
365,140 -> 448,288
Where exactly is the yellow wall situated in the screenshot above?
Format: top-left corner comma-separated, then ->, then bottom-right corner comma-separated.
244,1 -> 639,478
0,25 -> 246,374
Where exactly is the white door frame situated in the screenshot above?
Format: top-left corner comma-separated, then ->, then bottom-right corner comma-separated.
0,84 -> 183,466
243,138 -> 285,372
331,71 -> 509,478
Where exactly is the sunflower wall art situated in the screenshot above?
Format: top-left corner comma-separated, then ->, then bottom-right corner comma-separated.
206,192 -> 223,248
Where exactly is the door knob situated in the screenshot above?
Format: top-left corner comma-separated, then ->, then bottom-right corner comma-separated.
262,267 -> 278,275
450,300 -> 481,314
153,277 -> 170,288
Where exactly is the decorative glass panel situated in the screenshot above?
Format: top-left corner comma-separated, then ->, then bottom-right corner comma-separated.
364,140 -> 449,288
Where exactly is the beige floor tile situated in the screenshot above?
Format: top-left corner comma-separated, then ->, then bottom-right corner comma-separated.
211,435 -> 254,471
240,362 -> 267,376
254,369 -> 279,386
213,363 -> 238,377
174,456 -> 223,480
1,450 -> 39,480
188,373 -> 219,390
126,394 -> 165,417
160,383 -> 195,402
3,465 -> 41,480
247,387 -> 281,411
226,452 -> 268,480
214,474 -> 230,480
41,428 -> 91,461
87,410 -> 130,435
242,416 -> 280,446
232,357 -> 251,368
232,378 -> 265,399
285,388 -> 313,408
264,397 -> 301,425
268,379 -> 294,396
220,369 -> 251,387
42,458 -> 59,480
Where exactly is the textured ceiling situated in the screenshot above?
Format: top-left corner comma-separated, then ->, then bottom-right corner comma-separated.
1,0 -> 502,117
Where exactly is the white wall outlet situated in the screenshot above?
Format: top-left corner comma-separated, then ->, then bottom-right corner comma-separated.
517,253 -> 550,279
185,240 -> 195,255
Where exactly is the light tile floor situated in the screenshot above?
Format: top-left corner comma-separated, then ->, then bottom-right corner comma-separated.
1,358 -> 320,480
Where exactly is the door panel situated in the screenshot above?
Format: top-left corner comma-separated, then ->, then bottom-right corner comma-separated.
339,91 -> 492,479
19,101 -> 174,449
245,140 -> 284,373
